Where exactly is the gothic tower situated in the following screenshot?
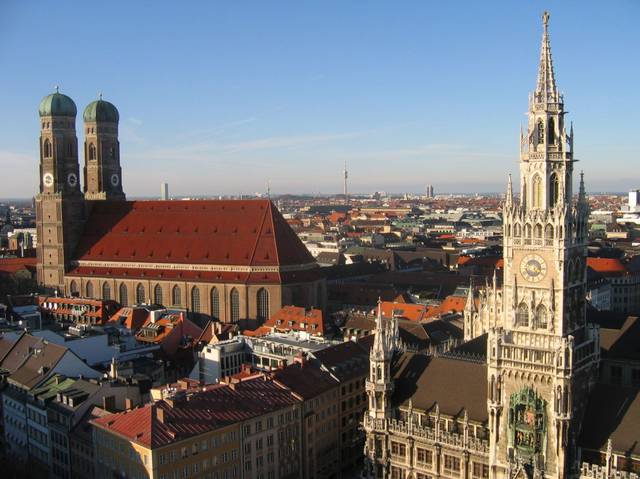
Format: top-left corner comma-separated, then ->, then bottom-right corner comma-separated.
364,301 -> 399,478
487,13 -> 599,479
83,96 -> 125,200
35,88 -> 85,292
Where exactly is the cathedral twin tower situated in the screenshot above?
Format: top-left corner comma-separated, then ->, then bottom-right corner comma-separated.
36,90 -> 125,289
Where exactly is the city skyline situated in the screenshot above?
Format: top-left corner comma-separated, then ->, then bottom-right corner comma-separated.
1,1 -> 639,198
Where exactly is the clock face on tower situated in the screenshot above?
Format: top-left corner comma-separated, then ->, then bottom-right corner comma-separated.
110,174 -> 120,187
520,254 -> 547,283
43,173 -> 54,188
67,173 -> 78,187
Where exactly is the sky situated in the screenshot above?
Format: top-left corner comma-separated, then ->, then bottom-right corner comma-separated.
0,1 -> 638,198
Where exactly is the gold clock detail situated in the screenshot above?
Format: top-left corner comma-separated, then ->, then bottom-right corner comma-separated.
520,254 -> 547,282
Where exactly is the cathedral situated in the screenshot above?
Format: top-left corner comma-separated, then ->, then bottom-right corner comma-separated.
363,13 -> 638,479
35,92 -> 324,323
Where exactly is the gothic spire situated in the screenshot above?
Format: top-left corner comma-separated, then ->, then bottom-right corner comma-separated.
465,278 -> 476,313
535,11 -> 559,104
578,170 -> 587,205
505,174 -> 513,208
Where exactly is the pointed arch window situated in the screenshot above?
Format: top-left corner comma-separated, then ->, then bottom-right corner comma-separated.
191,286 -> 201,313
548,117 -> 555,144
516,303 -> 529,327
67,142 -> 73,156
536,305 -> 548,329
230,288 -> 240,323
102,282 -> 111,301
537,120 -> 545,145
545,224 -> 554,241
119,284 -> 128,306
154,284 -> 163,305
70,280 -> 78,295
86,282 -> 94,298
43,139 -> 52,158
172,285 -> 182,306
210,287 -> 220,320
89,143 -> 96,161
136,283 -> 145,304
534,224 -> 543,238
257,288 -> 269,322
514,223 -> 522,237
532,175 -> 543,209
549,173 -> 560,207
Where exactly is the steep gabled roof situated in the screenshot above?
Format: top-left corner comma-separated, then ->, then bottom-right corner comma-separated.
72,200 -> 315,272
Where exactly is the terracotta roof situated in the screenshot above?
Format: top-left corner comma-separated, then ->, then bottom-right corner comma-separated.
586,257 -> 627,275
424,295 -> 467,319
135,312 -> 203,357
579,383 -> 640,456
392,353 -> 488,422
379,302 -> 428,322
108,306 -> 151,331
93,375 -> 300,448
263,306 -> 326,336
71,200 -> 316,282
0,257 -> 37,274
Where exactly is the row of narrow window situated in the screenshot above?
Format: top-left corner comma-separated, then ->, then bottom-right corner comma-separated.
515,303 -> 548,329
72,281 -> 269,322
525,173 -> 560,209
42,139 -> 115,160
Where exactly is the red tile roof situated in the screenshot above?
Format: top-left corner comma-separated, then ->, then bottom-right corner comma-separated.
586,258 -> 627,275
262,306 -> 326,336
0,257 -> 37,275
69,200 -> 317,284
378,302 -> 428,322
135,312 -> 203,357
107,306 -> 150,331
93,375 -> 300,448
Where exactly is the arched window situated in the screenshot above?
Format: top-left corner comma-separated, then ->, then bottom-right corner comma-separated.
119,284 -> 128,306
537,120 -> 545,144
230,288 -> 240,323
257,288 -> 269,322
191,286 -> 201,313
102,282 -> 111,300
86,282 -> 94,298
70,280 -> 78,295
514,223 -> 522,237
536,304 -> 548,329
534,224 -> 542,238
89,144 -> 96,161
532,175 -> 543,208
525,224 -> 532,238
548,117 -> 555,144
210,287 -> 220,320
545,224 -> 554,241
154,284 -> 163,305
516,303 -> 529,327
136,283 -> 145,304
549,173 -> 559,207
172,285 -> 182,306
43,139 -> 52,158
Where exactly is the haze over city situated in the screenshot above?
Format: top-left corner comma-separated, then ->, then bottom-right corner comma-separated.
1,0 -> 639,198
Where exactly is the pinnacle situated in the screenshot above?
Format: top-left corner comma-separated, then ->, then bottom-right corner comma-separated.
535,11 -> 559,104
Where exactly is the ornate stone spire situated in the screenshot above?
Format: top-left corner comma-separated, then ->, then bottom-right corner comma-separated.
505,174 -> 513,208
465,278 -> 476,313
535,11 -> 560,104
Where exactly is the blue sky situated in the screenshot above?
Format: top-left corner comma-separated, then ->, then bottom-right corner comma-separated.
1,1 -> 638,198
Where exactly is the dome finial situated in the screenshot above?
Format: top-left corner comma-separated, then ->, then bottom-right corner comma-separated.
543,11 -> 549,28
99,92 -> 103,100
55,85 -> 59,93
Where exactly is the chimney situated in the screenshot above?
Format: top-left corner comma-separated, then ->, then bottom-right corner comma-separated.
109,357 -> 118,379
102,395 -> 116,412
293,352 -> 307,368
124,398 -> 133,410
155,406 -> 165,424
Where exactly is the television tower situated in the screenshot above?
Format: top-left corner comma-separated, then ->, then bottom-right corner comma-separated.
343,160 -> 349,206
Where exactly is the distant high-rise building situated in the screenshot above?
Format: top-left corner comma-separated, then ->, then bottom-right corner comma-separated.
425,184 -> 434,198
160,182 -> 168,200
